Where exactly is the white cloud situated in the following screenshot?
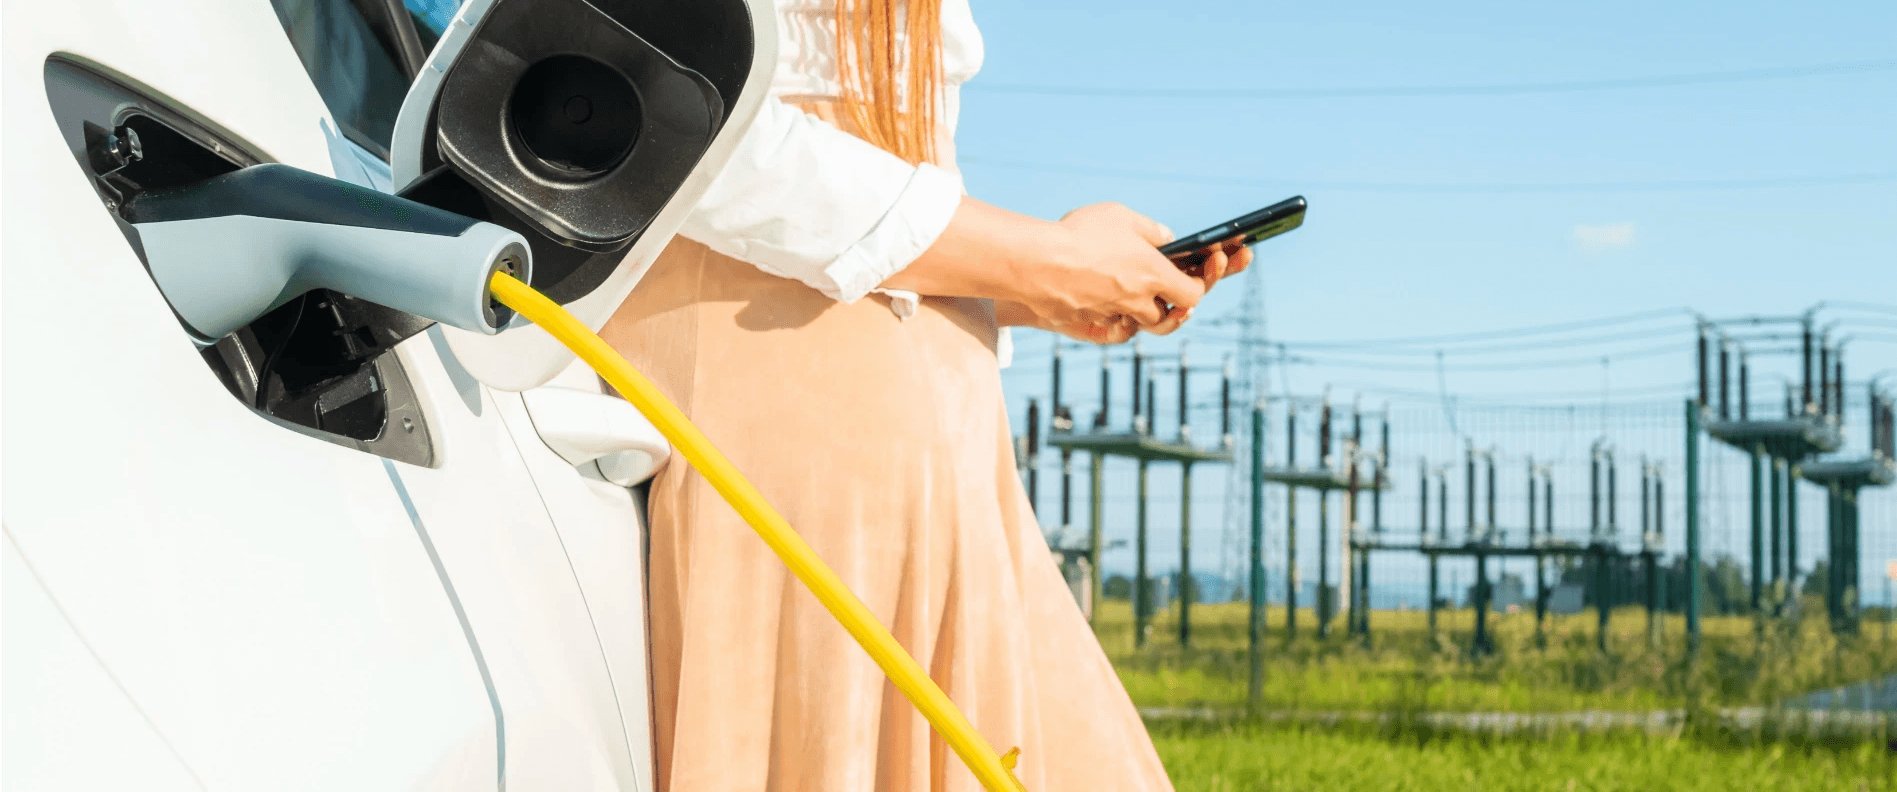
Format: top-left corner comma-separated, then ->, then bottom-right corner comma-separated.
1571,222 -> 1635,253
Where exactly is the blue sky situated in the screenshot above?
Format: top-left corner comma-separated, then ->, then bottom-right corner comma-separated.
955,0 -> 1897,592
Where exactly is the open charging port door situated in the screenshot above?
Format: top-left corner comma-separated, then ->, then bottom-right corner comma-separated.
392,0 -> 778,393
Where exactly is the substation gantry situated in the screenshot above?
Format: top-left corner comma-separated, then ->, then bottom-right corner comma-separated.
1350,441 -> 1664,657
1253,397 -> 1391,642
1696,311 -> 1895,633
1023,340 -> 1234,650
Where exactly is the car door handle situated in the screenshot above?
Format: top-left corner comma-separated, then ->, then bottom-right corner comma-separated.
521,386 -> 670,486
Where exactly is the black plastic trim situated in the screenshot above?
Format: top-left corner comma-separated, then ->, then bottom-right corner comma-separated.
396,0 -> 754,306
351,0 -> 430,79
433,0 -> 722,251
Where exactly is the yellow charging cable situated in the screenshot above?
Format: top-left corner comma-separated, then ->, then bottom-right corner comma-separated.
489,272 -> 1027,792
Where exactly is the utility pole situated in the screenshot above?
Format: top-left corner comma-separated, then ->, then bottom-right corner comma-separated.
1179,461 -> 1193,648
1591,441 -> 1611,653
1135,456 -> 1149,649
1025,398 -> 1040,512
1543,470 -> 1555,637
1131,340 -> 1143,433
1089,450 -> 1104,627
1473,449 -> 1494,656
1366,408 -> 1388,639
1423,457 -> 1437,644
1459,441 -> 1475,653
1345,404 -> 1363,638
1885,560 -> 1893,651
1248,401 -> 1266,706
1318,399 -> 1333,638
1655,468 -> 1666,627
1286,405 -> 1298,641
1643,460 -> 1660,650
1178,347 -> 1193,649
1437,469 -> 1449,645
1345,447 -> 1361,640
1686,400 -> 1703,664
1750,444 -> 1764,617
1771,456 -> 1784,601
1530,456 -> 1544,647
1052,341 -> 1073,528
1787,463 -> 1799,588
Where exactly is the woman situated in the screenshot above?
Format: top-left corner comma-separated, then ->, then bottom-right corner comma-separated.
600,0 -> 1250,789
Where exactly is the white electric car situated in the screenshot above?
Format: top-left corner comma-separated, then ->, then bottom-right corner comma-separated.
3,0 -> 775,789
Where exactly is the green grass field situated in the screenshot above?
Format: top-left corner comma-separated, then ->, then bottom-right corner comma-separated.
1091,598 -> 1895,789
1095,598 -> 1897,713
1147,718 -> 1894,791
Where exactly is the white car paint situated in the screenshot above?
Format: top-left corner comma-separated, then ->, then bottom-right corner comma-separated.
1,0 -> 776,789
3,533 -> 216,792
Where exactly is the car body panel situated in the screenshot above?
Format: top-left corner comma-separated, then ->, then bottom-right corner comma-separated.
2,0 -> 774,788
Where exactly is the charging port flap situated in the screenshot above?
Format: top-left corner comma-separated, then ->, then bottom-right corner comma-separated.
388,0 -> 774,393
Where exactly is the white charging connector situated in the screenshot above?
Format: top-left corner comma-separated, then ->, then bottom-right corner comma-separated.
124,163 -> 532,342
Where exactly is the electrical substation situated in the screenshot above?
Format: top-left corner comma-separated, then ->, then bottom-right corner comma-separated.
1015,304 -> 1894,707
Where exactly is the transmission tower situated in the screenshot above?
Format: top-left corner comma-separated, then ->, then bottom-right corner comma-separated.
1219,265 -> 1270,588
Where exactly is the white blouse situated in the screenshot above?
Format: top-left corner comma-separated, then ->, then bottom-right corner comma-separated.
676,0 -> 984,317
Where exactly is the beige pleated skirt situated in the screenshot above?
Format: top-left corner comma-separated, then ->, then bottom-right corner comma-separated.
597,104 -> 1172,792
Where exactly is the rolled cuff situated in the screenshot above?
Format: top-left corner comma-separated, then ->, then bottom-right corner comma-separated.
817,163 -> 963,304
871,287 -> 922,319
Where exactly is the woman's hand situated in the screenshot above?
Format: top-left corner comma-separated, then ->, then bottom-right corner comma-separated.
992,217 -> 1256,345
1024,203 -> 1206,335
996,301 -> 1139,344
1185,240 -> 1254,295
880,198 -> 1206,335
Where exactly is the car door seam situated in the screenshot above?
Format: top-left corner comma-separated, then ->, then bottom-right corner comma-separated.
495,395 -> 645,787
380,459 -> 508,790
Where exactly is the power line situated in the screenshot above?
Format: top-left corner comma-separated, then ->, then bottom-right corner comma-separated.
965,60 -> 1897,100
1278,342 -> 1682,372
960,156 -> 1897,194
1820,301 -> 1897,317
1001,322 -> 1895,380
1202,310 -> 1897,353
1225,316 -> 1895,356
1190,338 -> 1694,368
1831,318 -> 1897,330
1248,323 -> 1697,356
1204,306 -> 1690,347
1324,379 -> 1695,405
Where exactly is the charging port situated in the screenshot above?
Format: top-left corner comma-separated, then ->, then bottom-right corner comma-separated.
46,57 -> 435,466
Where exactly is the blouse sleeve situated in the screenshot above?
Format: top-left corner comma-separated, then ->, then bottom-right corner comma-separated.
675,97 -> 965,304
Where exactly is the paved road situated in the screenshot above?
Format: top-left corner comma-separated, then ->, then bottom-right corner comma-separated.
1139,676 -> 1897,735
1784,673 -> 1897,712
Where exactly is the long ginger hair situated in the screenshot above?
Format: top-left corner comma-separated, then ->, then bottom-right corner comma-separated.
832,0 -> 944,165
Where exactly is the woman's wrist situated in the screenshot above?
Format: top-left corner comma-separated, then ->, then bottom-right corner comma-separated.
994,222 -> 1082,309
994,300 -> 1045,328
879,197 -> 1074,307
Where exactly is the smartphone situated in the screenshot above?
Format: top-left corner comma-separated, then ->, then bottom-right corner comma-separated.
1159,196 -> 1307,271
